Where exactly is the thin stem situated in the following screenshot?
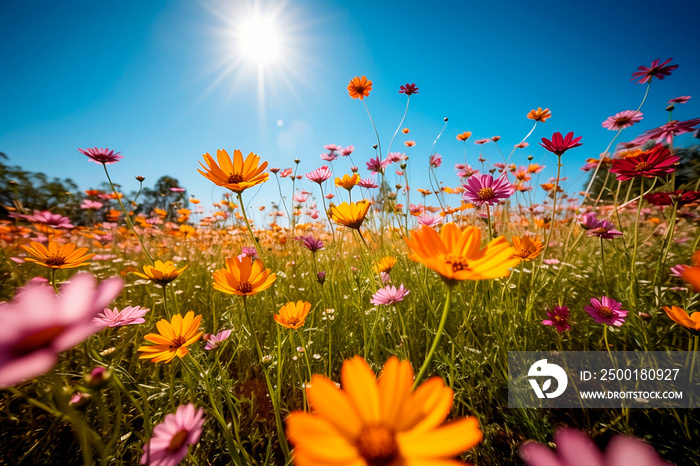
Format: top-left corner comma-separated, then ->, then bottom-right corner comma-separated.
387,97 -> 411,156
413,285 -> 452,389
542,155 -> 562,258
362,99 -> 382,160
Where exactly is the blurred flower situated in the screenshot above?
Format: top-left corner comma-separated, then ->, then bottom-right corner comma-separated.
138,311 -> 203,363
358,178 -> 379,189
404,140 -> 416,147
644,190 -> 700,207
306,166 -> 332,184
662,306 -> 700,334
585,296 -> 628,326
475,138 -> 489,145
375,256 -> 397,274
279,168 -> 293,178
335,173 -> 361,190
630,118 -> 700,145
602,110 -> 643,130
610,145 -> 680,181
324,144 -> 341,153
668,95 -> 691,105
670,264 -> 689,278
204,329 -> 232,350
296,235 -> 325,253
527,107 -> 551,122
512,236 -> 543,261
631,58 -> 678,84
80,199 -> 104,210
402,128 -> 410,134
542,305 -> 570,332
429,153 -> 442,168
404,223 -> 519,285
238,246 -> 259,261
463,173 -> 515,206
371,284 -> 410,305
198,149 -> 269,193
134,260 -> 188,287
681,251 -> 700,292
330,201 -> 371,230
22,241 -> 95,269
286,356 -> 482,465
399,83 -> 419,95
141,404 -> 205,466
417,213 -> 443,228
540,132 -> 582,156
347,76 -> 372,100
456,163 -> 479,178
366,156 -> 389,174
0,273 -> 123,388
274,301 -> 312,329
520,427 -> 671,466
78,147 -> 123,164
580,212 -> 623,239
457,131 -> 472,141
342,145 -> 355,156
212,255 -> 276,296
94,306 -> 149,328
18,210 -> 74,229
491,135 -> 501,142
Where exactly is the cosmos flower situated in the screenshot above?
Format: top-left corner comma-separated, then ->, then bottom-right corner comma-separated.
78,147 -> 123,164
366,156 -> 389,174
358,178 -> 379,189
285,356 -> 483,465
527,107 -> 551,122
324,144 -> 341,153
134,260 -> 188,287
668,96 -> 691,105
296,235 -> 325,253
404,222 -> 519,285
610,145 -> 680,181
542,305 -> 571,332
306,166 -> 332,184
347,76 -> 372,100
457,131 -> 472,141
629,118 -> 700,145
644,190 -> 700,207
429,153 -> 442,168
670,264 -> 689,278
335,173 -> 361,190
402,128 -> 410,134
94,306 -> 150,328
456,163 -> 479,179
80,199 -> 104,210
330,201 -> 371,230
662,306 -> 700,334
141,404 -> 205,466
137,311 -> 203,363
212,255 -> 276,297
417,213 -> 443,228
399,83 -> 419,95
375,257 -> 397,275
273,301 -> 312,329
198,149 -> 269,193
585,296 -> 628,326
371,284 -> 410,306
602,110 -> 643,130
404,140 -> 416,147
19,210 -> 74,229
463,173 -> 515,206
22,241 -> 95,269
475,138 -> 490,145
0,273 -> 123,388
204,330 -> 232,350
511,236 -> 544,261
630,58 -> 678,84
579,212 -> 623,239
520,427 -> 671,466
342,145 -> 355,156
540,132 -> 582,156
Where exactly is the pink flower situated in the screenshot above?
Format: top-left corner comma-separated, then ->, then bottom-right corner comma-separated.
269,167 -> 281,174
293,192 -> 309,203
358,178 -> 379,189
631,58 -> 679,84
542,305 -> 570,332
279,168 -> 293,178
520,427 -> 671,466
93,306 -> 149,328
204,330 -> 232,350
463,173 -> 515,206
306,166 -> 332,184
320,152 -> 338,162
341,145 -> 355,157
429,153 -> 442,168
630,118 -> 700,145
370,285 -> 410,306
584,296 -> 628,326
386,152 -> 404,163
602,110 -> 643,130
668,95 -> 691,105
78,147 -> 123,164
670,264 -> 689,278
366,156 -> 389,174
456,163 -> 479,178
475,138 -> 490,145
324,144 -> 341,153
80,199 -> 104,210
296,235 -> 324,253
15,210 -> 74,229
417,213 -> 442,227
169,187 -> 185,193
0,274 -> 123,388
540,132 -> 582,156
141,404 -> 205,466
579,212 -> 623,240
399,83 -> 419,95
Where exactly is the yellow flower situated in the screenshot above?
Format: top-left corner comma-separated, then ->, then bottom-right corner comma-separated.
375,256 -> 397,274
286,356 -> 483,465
662,305 -> 700,333
212,255 -> 276,296
404,223 -> 519,285
330,200 -> 371,230
138,311 -> 203,363
527,107 -> 551,122
273,301 -> 312,329
134,260 -> 188,286
21,241 -> 95,269
335,173 -> 360,191
511,235 -> 544,261
198,149 -> 269,193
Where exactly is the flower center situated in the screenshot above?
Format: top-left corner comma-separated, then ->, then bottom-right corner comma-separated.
478,187 -> 495,200
169,335 -> 187,350
634,161 -> 651,172
445,255 -> 470,272
167,429 -> 189,452
237,281 -> 253,293
599,306 -> 613,318
615,116 -> 631,125
554,315 -> 562,322
356,425 -> 399,466
45,255 -> 66,266
228,173 -> 244,184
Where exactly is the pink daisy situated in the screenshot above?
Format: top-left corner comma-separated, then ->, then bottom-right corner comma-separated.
417,213 -> 443,228
305,166 -> 332,184
366,156 -> 389,174
341,145 -> 355,156
370,285 -> 410,306
540,132 -> 582,156
320,152 -> 338,162
429,153 -> 442,168
668,95 -> 691,105
93,306 -> 149,328
630,58 -> 678,84
20,210 -> 74,229
602,110 -> 643,131
630,118 -> 700,145
358,178 -> 379,189
78,147 -> 123,164
141,404 -> 205,466
204,330 -> 232,350
463,173 -> 515,206
399,83 -> 419,95
542,305 -> 570,332
584,296 -> 628,326
610,145 -> 680,181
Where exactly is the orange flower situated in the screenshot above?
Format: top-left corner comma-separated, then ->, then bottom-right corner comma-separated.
402,128 -> 410,134
662,305 -> 700,333
416,188 -> 431,196
404,141 -> 416,147
273,301 -> 312,329
212,255 -> 276,296
375,256 -> 397,274
347,76 -> 372,100
286,356 -> 482,465
527,107 -> 551,122
198,149 -> 269,193
681,251 -> 700,292
22,241 -> 95,269
134,260 -> 188,286
335,173 -> 361,190
457,131 -> 472,141
330,201 -> 371,230
511,235 -> 544,261
540,183 -> 564,193
404,223 -> 519,285
138,311 -> 203,363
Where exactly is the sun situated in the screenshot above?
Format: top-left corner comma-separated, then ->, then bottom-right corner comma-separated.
237,14 -> 281,65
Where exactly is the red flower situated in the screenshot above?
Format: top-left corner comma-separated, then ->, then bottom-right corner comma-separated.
644,190 -> 700,207
540,132 -> 582,156
631,58 -> 678,84
610,145 -> 680,181
399,83 -> 419,95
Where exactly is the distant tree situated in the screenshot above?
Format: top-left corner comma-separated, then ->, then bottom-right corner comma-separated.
137,176 -> 187,220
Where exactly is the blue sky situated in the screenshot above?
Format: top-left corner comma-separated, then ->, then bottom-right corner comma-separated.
1,0 -> 699,215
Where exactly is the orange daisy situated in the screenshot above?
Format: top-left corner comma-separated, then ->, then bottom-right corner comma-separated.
375,256 -> 397,274
662,305 -> 700,333
137,311 -> 203,363
198,149 -> 269,193
527,107 -> 552,122
134,260 -> 188,287
457,131 -> 472,141
273,301 -> 312,329
22,241 -> 95,269
511,235 -> 544,261
212,255 -> 276,296
347,76 -> 372,100
335,173 -> 361,191
330,201 -> 371,230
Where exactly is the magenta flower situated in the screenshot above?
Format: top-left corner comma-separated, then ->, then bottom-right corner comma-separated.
579,212 -> 622,239
16,210 -> 74,229
417,213 -> 443,228
429,153 -> 442,168
670,264 -> 689,278
610,145 -> 680,181
644,190 -> 700,207
540,132 -> 582,156
141,403 -> 205,466
306,166 -> 332,184
399,83 -> 419,95
296,235 -> 324,253
463,173 -> 515,206
520,427 -> 671,466
0,274 -> 123,388
602,110 -> 643,131
370,285 -> 410,306
585,296 -> 628,326
204,330 -> 232,350
341,145 -> 355,156
78,147 -> 123,164
455,163 -> 479,178
366,156 -> 389,174
239,246 -> 259,260
542,305 -> 570,332
80,199 -> 104,210
631,58 -> 678,84
668,95 -> 691,105
358,178 -> 379,189
630,118 -> 700,145
93,306 -> 149,328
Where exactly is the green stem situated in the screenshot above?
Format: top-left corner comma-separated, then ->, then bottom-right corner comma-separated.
413,285 -> 452,389
542,155 -> 562,259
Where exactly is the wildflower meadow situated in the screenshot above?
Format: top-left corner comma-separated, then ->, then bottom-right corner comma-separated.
1,57 -> 700,466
